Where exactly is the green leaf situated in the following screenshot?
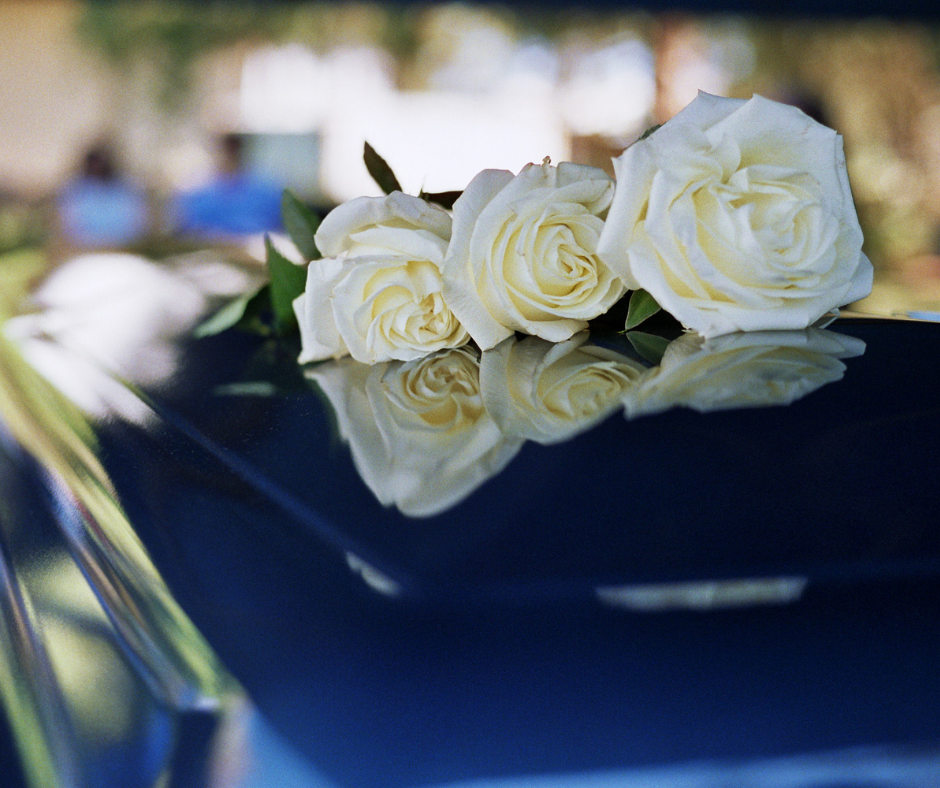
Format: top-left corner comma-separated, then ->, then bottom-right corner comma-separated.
364,141 -> 403,195
281,190 -> 320,261
638,124 -> 662,141
418,189 -> 463,210
192,291 -> 257,338
626,331 -> 671,365
625,289 -> 661,330
266,236 -> 308,335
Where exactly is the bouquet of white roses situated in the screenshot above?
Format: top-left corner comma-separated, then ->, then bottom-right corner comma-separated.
248,92 -> 873,366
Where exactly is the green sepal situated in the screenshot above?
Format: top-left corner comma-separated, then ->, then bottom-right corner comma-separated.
626,331 -> 670,366
625,289 -> 662,330
281,190 -> 320,261
364,142 -> 403,195
266,236 -> 308,335
638,124 -> 662,141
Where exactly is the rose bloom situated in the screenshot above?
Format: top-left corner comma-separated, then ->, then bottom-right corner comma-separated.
293,192 -> 469,364
443,160 -> 627,349
597,93 -> 873,338
480,331 -> 645,444
622,328 -> 866,419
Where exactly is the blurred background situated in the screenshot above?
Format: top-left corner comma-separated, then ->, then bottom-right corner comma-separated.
2,0 -> 940,316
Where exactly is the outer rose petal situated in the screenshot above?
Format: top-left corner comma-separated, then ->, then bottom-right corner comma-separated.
294,257 -> 349,363
315,191 -> 452,259
442,169 -> 517,350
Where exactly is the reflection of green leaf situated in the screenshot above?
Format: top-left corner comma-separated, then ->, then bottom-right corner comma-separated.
266,237 -> 308,335
418,189 -> 462,210
625,289 -> 661,330
281,190 -> 320,261
214,381 -> 280,397
364,142 -> 403,195
638,124 -> 662,141
626,331 -> 671,365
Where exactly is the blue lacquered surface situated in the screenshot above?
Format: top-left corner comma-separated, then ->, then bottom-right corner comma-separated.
3,309 -> 940,788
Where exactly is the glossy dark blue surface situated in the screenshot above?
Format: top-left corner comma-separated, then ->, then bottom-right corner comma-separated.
87,315 -> 940,788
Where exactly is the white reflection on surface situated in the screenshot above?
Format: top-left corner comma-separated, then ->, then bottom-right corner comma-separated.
481,331 -> 645,445
596,577 -> 809,612
307,347 -> 524,518
623,329 -> 866,420
4,252 -> 262,423
309,328 -> 865,519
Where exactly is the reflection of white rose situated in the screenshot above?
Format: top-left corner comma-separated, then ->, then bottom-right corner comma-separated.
443,160 -> 627,350
481,331 -> 645,444
598,93 -> 873,338
306,347 -> 522,518
293,192 -> 469,365
623,328 -> 866,419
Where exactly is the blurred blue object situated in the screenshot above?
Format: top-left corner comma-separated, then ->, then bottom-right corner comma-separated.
174,133 -> 283,238
56,142 -> 149,247
174,172 -> 283,237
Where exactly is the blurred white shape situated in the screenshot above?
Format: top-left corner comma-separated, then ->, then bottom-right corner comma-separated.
321,90 -> 567,201
4,253 -> 240,424
500,41 -> 559,96
429,25 -> 516,93
240,44 -> 394,135
240,44 -> 328,133
559,39 -> 656,137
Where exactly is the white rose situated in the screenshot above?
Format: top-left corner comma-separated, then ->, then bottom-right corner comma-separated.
443,160 -> 627,349
306,347 -> 522,518
480,331 -> 645,444
598,93 -> 873,338
293,192 -> 469,364
622,328 -> 866,419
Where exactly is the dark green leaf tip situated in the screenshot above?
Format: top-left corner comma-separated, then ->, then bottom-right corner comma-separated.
638,124 -> 662,141
364,141 -> 403,195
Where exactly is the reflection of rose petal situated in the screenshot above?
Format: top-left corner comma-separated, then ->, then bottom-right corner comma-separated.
481,331 -> 645,444
307,348 -> 522,518
623,328 -> 866,419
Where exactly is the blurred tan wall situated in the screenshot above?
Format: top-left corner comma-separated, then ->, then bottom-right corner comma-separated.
0,1 -> 112,197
